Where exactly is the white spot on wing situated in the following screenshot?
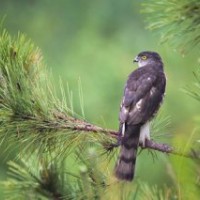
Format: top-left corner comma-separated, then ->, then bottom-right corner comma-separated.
124,107 -> 128,114
147,77 -> 152,81
136,99 -> 142,111
150,87 -> 156,96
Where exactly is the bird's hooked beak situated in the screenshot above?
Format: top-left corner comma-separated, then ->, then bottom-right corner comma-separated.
133,56 -> 139,62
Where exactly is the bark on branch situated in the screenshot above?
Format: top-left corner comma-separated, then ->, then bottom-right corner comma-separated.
52,112 -> 198,159
64,118 -> 197,159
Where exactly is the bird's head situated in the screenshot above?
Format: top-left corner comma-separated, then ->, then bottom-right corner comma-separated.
134,51 -> 162,68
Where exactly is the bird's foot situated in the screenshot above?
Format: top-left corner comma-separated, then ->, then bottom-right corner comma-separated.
139,138 -> 148,148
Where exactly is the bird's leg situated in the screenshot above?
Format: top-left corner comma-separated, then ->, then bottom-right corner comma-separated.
109,123 -> 125,149
139,121 -> 150,148
111,132 -> 122,148
121,123 -> 125,137
117,122 -> 126,145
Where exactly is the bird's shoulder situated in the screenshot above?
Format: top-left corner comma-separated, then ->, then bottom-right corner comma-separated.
126,67 -> 158,90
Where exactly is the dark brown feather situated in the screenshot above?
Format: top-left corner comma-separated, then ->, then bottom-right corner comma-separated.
115,51 -> 166,181
114,125 -> 140,181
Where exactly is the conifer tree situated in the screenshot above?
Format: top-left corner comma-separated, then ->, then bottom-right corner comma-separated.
142,0 -> 200,53
0,0 -> 200,199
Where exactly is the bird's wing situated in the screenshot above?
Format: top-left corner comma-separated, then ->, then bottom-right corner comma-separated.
119,71 -> 161,125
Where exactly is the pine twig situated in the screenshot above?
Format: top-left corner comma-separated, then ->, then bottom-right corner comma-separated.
55,114 -> 195,159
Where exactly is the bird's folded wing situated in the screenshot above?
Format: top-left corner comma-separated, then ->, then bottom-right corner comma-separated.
120,73 -> 157,124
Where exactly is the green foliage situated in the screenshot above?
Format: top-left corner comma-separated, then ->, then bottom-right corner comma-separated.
136,183 -> 176,200
182,70 -> 200,198
0,28 -> 115,160
0,27 -> 177,199
0,27 -> 119,199
2,150 -> 108,200
151,113 -> 171,141
0,0 -> 200,199
184,69 -> 200,102
142,0 -> 200,53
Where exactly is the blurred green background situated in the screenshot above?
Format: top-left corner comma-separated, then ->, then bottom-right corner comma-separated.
0,0 -> 200,198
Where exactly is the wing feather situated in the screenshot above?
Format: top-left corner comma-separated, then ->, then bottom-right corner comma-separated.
119,68 -> 165,125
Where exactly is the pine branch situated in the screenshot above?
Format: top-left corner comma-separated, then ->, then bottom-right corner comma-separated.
52,115 -> 195,159
1,25 -> 199,200
0,27 -> 194,160
141,0 -> 200,53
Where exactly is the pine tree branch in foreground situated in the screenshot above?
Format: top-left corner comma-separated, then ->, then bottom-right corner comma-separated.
0,27 -> 195,161
54,112 -> 196,159
141,0 -> 200,53
0,25 -> 199,200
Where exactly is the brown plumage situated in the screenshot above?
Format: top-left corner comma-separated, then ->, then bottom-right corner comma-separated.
114,51 -> 166,181
114,124 -> 140,180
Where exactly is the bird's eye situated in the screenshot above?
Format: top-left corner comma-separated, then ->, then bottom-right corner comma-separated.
141,56 -> 147,60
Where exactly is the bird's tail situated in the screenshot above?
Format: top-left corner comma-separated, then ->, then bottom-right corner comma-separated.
114,124 -> 140,181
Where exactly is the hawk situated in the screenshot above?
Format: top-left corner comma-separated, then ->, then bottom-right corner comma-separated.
114,51 -> 166,181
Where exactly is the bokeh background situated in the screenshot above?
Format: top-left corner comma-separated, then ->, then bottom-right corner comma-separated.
0,0 -> 200,198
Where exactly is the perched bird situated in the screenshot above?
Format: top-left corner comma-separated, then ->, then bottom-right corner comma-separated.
114,51 -> 166,181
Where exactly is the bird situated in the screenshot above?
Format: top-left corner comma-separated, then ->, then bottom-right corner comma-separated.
114,51 -> 166,181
